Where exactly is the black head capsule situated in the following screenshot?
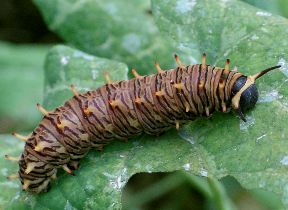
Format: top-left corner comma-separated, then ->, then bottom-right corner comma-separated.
231,65 -> 281,122
232,76 -> 259,112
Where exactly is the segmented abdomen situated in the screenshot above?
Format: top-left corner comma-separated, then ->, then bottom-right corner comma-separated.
19,64 -> 242,192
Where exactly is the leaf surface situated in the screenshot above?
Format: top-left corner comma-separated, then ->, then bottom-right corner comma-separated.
33,0 -> 190,75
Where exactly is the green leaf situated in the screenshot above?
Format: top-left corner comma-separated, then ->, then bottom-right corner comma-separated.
0,42 -> 49,133
32,0 -> 189,75
152,0 -> 288,207
242,0 -> 288,18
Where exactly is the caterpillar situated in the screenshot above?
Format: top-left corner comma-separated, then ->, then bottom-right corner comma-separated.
5,53 -> 281,193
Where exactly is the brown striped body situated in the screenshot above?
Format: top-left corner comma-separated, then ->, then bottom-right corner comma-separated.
19,64 -> 243,192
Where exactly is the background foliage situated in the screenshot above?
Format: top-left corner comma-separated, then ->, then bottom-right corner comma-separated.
0,0 -> 288,209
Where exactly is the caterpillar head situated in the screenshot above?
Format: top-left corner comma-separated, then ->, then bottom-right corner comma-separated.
231,65 -> 281,122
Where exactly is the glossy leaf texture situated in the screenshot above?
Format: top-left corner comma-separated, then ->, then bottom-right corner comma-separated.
242,0 -> 288,18
33,0 -> 193,75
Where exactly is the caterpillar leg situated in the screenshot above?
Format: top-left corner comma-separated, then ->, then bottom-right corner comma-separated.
95,145 -> 104,151
175,120 -> 180,130
22,178 -> 51,192
68,161 -> 80,170
63,164 -> 75,176
205,107 -> 210,117
22,179 -> 31,190
154,62 -> 164,73
131,68 -> 143,79
104,70 -> 112,84
154,131 -> 165,137
51,172 -> 57,180
70,84 -> 79,96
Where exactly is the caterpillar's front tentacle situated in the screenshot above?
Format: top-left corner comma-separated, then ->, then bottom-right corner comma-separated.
251,65 -> 281,80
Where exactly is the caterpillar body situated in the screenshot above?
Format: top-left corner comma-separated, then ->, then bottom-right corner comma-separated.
7,53 -> 280,193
